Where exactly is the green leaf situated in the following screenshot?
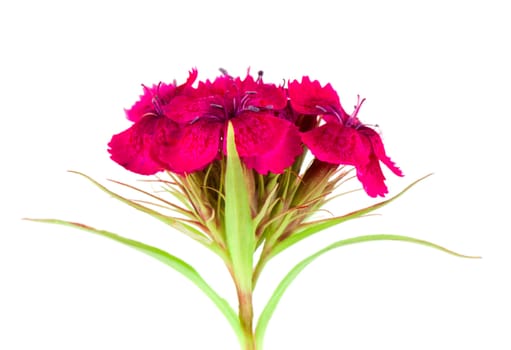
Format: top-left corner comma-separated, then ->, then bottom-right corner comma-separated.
224,122 -> 255,292
255,233 -> 480,349
253,184 -> 279,230
269,174 -> 433,260
107,178 -> 195,219
24,218 -> 244,345
67,171 -> 217,253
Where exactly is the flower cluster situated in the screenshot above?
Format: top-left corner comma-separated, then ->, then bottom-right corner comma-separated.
108,69 -> 402,197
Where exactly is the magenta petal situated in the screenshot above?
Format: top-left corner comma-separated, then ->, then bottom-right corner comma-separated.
250,85 -> 287,110
356,155 -> 389,198
358,126 -> 403,176
108,116 -> 165,175
232,113 -> 302,174
288,76 -> 342,115
163,95 -> 216,124
124,86 -> 158,123
157,119 -> 222,174
301,123 -> 371,166
231,112 -> 275,156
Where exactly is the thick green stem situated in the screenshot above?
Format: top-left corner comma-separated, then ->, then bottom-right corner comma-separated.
238,288 -> 256,350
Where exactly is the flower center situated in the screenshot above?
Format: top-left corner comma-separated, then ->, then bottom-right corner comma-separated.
208,90 -> 261,121
316,95 -> 366,129
345,95 -> 366,128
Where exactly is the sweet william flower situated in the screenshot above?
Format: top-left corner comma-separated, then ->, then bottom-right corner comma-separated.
109,69 -> 302,176
289,77 -> 403,197
108,69 -> 198,174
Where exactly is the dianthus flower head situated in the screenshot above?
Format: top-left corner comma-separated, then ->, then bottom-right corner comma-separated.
289,77 -> 403,197
110,69 -> 302,176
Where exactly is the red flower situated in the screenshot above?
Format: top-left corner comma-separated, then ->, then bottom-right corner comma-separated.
158,70 -> 302,174
109,69 -> 302,176
108,69 -> 197,174
289,77 -> 403,197
125,69 -> 198,122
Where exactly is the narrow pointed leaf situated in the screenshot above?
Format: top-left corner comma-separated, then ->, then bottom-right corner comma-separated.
24,218 -> 244,344
255,233 -> 480,349
108,178 -> 195,219
269,174 -> 433,260
253,185 -> 279,229
224,122 -> 255,291
67,171 -> 214,249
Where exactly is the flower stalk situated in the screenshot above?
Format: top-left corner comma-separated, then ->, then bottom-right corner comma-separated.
238,289 -> 256,350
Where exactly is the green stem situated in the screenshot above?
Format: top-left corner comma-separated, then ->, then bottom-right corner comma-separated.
238,288 -> 256,350
252,246 -> 271,289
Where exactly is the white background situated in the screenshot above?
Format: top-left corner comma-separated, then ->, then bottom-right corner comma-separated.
1,1 -> 510,349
